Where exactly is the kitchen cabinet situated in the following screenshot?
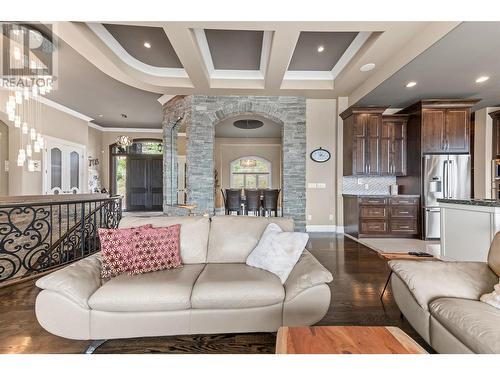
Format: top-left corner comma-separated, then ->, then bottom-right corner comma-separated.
489,110 -> 500,158
380,115 -> 408,176
341,107 -> 387,176
343,195 -> 420,238
401,100 -> 477,154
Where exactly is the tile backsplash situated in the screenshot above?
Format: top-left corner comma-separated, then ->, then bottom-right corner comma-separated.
342,176 -> 396,195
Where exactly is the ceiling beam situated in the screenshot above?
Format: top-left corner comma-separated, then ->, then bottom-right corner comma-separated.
163,25 -> 210,91
264,27 -> 300,90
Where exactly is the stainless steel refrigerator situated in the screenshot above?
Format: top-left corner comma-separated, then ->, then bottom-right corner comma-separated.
423,154 -> 471,239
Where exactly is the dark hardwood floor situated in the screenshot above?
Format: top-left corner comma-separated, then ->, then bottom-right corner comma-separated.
0,234 -> 432,354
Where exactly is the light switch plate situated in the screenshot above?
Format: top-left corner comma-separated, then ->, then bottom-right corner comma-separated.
317,183 -> 326,189
308,183 -> 317,189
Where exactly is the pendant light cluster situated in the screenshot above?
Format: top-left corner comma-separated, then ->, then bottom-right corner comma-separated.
4,25 -> 53,171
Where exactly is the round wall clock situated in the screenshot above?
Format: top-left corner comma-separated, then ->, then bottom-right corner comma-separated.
310,147 -> 331,163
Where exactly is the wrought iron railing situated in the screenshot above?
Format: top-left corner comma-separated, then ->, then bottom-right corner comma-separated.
0,195 -> 122,285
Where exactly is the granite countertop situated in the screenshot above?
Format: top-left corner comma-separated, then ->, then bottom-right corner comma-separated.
438,198 -> 500,207
342,194 -> 420,198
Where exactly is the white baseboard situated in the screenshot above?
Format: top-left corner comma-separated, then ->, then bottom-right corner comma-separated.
306,225 -> 337,233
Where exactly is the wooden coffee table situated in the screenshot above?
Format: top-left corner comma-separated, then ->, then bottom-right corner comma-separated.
275,326 -> 427,354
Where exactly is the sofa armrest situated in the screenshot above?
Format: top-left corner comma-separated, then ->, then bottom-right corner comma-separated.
388,260 -> 498,310
284,250 -> 333,301
35,253 -> 103,309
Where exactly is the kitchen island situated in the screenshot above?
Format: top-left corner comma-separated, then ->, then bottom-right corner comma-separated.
438,198 -> 500,261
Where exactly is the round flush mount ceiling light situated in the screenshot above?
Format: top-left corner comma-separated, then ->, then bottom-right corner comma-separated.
317,45 -> 325,53
233,119 -> 264,130
143,41 -> 151,48
360,63 -> 376,72
98,114 -> 104,118
406,81 -> 417,88
476,76 -> 489,83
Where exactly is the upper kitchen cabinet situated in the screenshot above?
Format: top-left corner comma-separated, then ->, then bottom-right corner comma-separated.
489,110 -> 500,159
341,106 -> 387,176
400,99 -> 479,154
380,114 -> 408,176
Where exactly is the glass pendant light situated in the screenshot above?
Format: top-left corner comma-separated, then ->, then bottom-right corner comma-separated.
26,144 -> 32,157
34,140 -> 41,153
30,128 -> 36,140
14,116 -> 21,128
22,122 -> 28,134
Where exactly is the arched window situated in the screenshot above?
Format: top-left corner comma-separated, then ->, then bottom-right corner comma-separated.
230,157 -> 271,189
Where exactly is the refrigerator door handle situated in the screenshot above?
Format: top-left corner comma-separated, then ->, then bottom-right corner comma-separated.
442,160 -> 448,198
448,159 -> 453,198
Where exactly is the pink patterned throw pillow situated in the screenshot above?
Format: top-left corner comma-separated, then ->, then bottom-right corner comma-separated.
129,225 -> 182,275
99,225 -> 152,278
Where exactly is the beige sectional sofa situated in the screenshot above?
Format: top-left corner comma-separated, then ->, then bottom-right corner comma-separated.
389,233 -> 500,354
35,216 -> 333,346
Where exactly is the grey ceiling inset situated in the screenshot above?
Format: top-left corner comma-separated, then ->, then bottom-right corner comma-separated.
205,29 -> 263,70
46,39 -> 163,128
215,115 -> 281,138
103,24 -> 183,68
288,31 -> 359,71
356,22 -> 500,110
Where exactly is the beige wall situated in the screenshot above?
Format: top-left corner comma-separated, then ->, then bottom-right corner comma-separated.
0,121 -> 9,196
214,137 -> 282,209
474,107 -> 500,199
306,99 -> 337,229
0,90 -> 90,196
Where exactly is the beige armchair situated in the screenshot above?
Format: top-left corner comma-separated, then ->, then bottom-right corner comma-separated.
389,232 -> 500,353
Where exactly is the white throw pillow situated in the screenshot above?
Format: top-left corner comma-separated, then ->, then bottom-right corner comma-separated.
246,223 -> 309,284
480,278 -> 500,309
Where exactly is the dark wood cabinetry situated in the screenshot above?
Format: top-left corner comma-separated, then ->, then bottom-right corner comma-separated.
489,110 -> 500,158
380,115 -> 408,176
341,107 -> 388,176
401,100 -> 477,154
343,195 -> 420,238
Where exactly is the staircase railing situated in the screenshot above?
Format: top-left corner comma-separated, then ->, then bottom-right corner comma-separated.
0,195 -> 122,286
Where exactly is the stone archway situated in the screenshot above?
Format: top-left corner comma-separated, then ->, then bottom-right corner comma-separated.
163,95 -> 306,231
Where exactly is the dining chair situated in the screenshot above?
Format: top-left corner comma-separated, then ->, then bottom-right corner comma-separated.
262,189 -> 280,217
245,189 -> 261,216
225,189 -> 243,215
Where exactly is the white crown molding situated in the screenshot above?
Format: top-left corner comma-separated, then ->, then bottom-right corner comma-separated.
283,31 -> 372,84
193,28 -> 267,82
0,86 -> 94,122
87,23 -> 189,79
35,96 -> 94,122
88,123 -> 162,133
330,31 -> 372,79
157,94 -> 175,106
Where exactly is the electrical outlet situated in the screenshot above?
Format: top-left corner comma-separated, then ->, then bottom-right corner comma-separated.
329,214 -> 334,221
357,178 -> 363,185
307,214 -> 312,221
364,184 -> 370,190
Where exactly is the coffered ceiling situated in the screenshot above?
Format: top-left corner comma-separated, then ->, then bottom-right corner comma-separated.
3,21 -> 475,128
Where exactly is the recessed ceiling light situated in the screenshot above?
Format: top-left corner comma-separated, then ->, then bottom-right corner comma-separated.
143,41 -> 151,48
406,81 -> 417,88
476,76 -> 489,83
317,45 -> 325,53
360,63 -> 376,72
98,114 -> 103,117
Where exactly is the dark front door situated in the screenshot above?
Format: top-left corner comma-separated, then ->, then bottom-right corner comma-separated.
127,156 -> 163,211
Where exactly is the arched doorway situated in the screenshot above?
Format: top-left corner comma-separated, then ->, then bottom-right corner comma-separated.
163,95 -> 306,230
110,138 -> 163,211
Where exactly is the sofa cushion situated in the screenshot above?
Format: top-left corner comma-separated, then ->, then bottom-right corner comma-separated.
88,264 -> 205,312
246,223 -> 309,283
119,216 -> 209,264
191,263 -> 285,309
207,216 -> 294,263
429,298 -> 500,354
488,231 -> 500,277
130,225 -> 182,275
388,260 -> 498,310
